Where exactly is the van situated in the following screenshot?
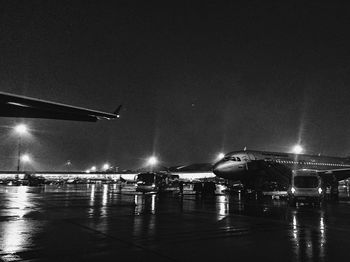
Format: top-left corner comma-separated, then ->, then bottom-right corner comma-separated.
288,170 -> 324,206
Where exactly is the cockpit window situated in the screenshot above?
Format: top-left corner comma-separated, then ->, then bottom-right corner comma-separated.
223,155 -> 244,161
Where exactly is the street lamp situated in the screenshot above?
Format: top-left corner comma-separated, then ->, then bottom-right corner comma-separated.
21,154 -> 30,163
14,124 -> 28,174
15,124 -> 28,135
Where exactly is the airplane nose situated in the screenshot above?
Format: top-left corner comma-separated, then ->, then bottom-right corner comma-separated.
213,160 -> 233,176
212,161 -> 223,175
213,159 -> 246,180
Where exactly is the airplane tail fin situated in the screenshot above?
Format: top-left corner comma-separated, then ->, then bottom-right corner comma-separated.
114,105 -> 122,118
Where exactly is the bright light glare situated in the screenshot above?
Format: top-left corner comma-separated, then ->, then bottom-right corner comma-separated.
102,163 -> 110,171
147,156 -> 158,166
14,124 -> 28,135
90,166 -> 97,172
292,145 -> 303,154
21,154 -> 30,163
217,153 -> 225,160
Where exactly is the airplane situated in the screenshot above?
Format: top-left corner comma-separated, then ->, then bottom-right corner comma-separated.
0,92 -> 121,122
212,149 -> 350,196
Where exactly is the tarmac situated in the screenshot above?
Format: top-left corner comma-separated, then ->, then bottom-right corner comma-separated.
1,184 -> 350,261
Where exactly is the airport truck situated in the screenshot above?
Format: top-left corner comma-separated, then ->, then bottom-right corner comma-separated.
288,170 -> 324,206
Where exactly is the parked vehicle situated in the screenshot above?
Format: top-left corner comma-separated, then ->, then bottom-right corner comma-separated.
288,170 -> 324,206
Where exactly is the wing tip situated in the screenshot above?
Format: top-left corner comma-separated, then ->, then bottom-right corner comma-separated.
114,105 -> 122,118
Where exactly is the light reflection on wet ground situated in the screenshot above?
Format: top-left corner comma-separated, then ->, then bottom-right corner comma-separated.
0,184 -> 350,261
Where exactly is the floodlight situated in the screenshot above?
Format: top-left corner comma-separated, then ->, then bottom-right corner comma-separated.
147,156 -> 158,166
21,154 -> 30,163
292,145 -> 303,154
15,124 -> 28,135
102,163 -> 110,171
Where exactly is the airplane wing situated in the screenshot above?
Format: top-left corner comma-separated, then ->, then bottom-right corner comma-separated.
316,168 -> 350,182
0,92 -> 121,122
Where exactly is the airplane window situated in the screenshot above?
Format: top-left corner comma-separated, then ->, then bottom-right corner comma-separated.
236,157 -> 241,161
230,156 -> 236,161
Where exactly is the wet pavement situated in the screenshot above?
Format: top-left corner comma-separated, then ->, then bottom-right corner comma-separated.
1,184 -> 350,261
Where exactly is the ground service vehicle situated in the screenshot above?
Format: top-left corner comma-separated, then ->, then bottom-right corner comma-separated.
288,170 -> 324,206
136,172 -> 179,193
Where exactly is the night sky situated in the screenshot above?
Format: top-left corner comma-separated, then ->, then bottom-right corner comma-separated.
1,1 -> 350,171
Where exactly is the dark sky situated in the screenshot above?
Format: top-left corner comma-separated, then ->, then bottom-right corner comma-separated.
1,1 -> 350,171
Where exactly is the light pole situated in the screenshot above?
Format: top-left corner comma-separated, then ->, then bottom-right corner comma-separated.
14,124 -> 28,174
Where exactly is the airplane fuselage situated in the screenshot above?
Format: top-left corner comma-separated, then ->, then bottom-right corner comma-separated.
213,150 -> 350,186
